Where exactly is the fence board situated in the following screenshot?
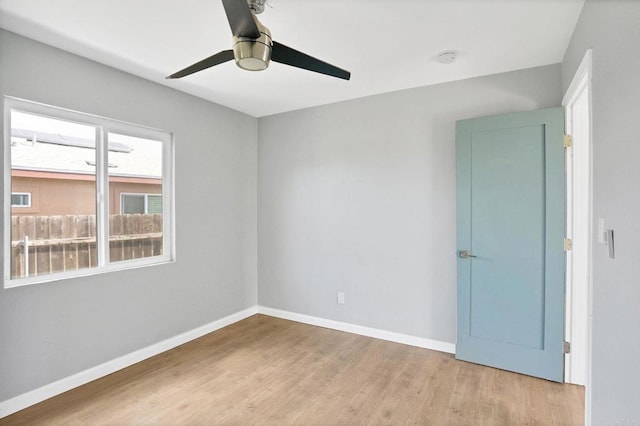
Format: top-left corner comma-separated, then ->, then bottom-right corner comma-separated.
110,215 -> 124,262
76,243 -> 89,270
64,215 -> 78,271
89,215 -> 96,237
50,215 -> 64,238
89,242 -> 97,268
153,214 -> 163,256
123,215 -> 136,260
11,246 -> 22,279
19,216 -> 36,241
12,217 -> 19,245
10,214 -> 163,279
49,216 -> 65,273
64,243 -> 78,271
64,215 -> 78,238
35,216 -> 49,240
76,215 -> 90,238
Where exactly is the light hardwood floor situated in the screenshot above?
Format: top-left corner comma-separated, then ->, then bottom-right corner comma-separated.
1,315 -> 584,425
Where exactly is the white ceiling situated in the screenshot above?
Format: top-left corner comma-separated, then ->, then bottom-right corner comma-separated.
0,0 -> 584,117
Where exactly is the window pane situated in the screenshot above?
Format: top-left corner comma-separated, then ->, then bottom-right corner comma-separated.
122,194 -> 145,214
147,195 -> 162,214
10,111 -> 97,279
11,193 -> 31,207
108,133 -> 163,262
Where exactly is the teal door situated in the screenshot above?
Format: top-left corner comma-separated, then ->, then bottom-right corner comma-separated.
456,108 -> 565,382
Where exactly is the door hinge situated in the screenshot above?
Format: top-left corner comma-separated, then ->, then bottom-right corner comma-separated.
564,134 -> 573,148
564,238 -> 573,251
564,341 -> 571,354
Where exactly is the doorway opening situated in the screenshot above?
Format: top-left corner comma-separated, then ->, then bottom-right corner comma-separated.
562,49 -> 592,420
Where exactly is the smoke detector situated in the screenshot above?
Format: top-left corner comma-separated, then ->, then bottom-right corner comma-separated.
437,51 -> 457,64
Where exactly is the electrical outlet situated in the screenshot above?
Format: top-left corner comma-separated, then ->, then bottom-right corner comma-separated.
337,292 -> 345,304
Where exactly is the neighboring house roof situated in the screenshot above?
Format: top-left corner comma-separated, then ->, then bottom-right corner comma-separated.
12,128 -> 133,152
11,128 -> 162,178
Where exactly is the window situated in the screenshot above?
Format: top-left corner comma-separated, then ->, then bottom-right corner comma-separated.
11,192 -> 31,207
4,97 -> 174,287
121,194 -> 163,214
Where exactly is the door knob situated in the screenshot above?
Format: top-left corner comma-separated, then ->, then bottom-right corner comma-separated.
458,250 -> 477,259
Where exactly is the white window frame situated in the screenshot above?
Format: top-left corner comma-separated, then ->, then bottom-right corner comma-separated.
11,192 -> 32,208
3,96 -> 176,288
120,193 -> 162,215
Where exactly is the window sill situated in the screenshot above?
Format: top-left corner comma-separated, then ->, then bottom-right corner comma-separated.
3,255 -> 175,289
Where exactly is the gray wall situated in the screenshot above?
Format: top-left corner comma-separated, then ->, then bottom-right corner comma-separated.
562,1 -> 640,424
0,30 -> 258,401
258,65 -> 561,344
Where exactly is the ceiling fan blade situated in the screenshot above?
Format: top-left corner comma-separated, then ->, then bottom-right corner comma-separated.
221,0 -> 261,38
166,50 -> 235,79
271,41 -> 351,80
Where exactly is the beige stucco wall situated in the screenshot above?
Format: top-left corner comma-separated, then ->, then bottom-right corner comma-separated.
11,175 -> 161,216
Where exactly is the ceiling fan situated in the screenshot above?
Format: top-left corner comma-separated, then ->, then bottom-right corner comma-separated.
167,0 -> 350,80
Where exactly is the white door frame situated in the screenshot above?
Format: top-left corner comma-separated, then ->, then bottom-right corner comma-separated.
562,49 -> 593,424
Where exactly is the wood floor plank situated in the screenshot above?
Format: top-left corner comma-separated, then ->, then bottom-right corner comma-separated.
0,315 -> 584,425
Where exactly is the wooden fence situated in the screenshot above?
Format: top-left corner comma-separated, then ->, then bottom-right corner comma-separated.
11,214 -> 163,279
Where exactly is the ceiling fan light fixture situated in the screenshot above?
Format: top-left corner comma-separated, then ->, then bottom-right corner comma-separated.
236,55 -> 269,71
233,19 -> 272,71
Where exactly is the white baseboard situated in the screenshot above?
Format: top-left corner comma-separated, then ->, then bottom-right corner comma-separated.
0,306 -> 257,419
257,306 -> 456,354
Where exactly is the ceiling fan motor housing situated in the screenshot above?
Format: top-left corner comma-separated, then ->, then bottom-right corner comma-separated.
233,19 -> 272,71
